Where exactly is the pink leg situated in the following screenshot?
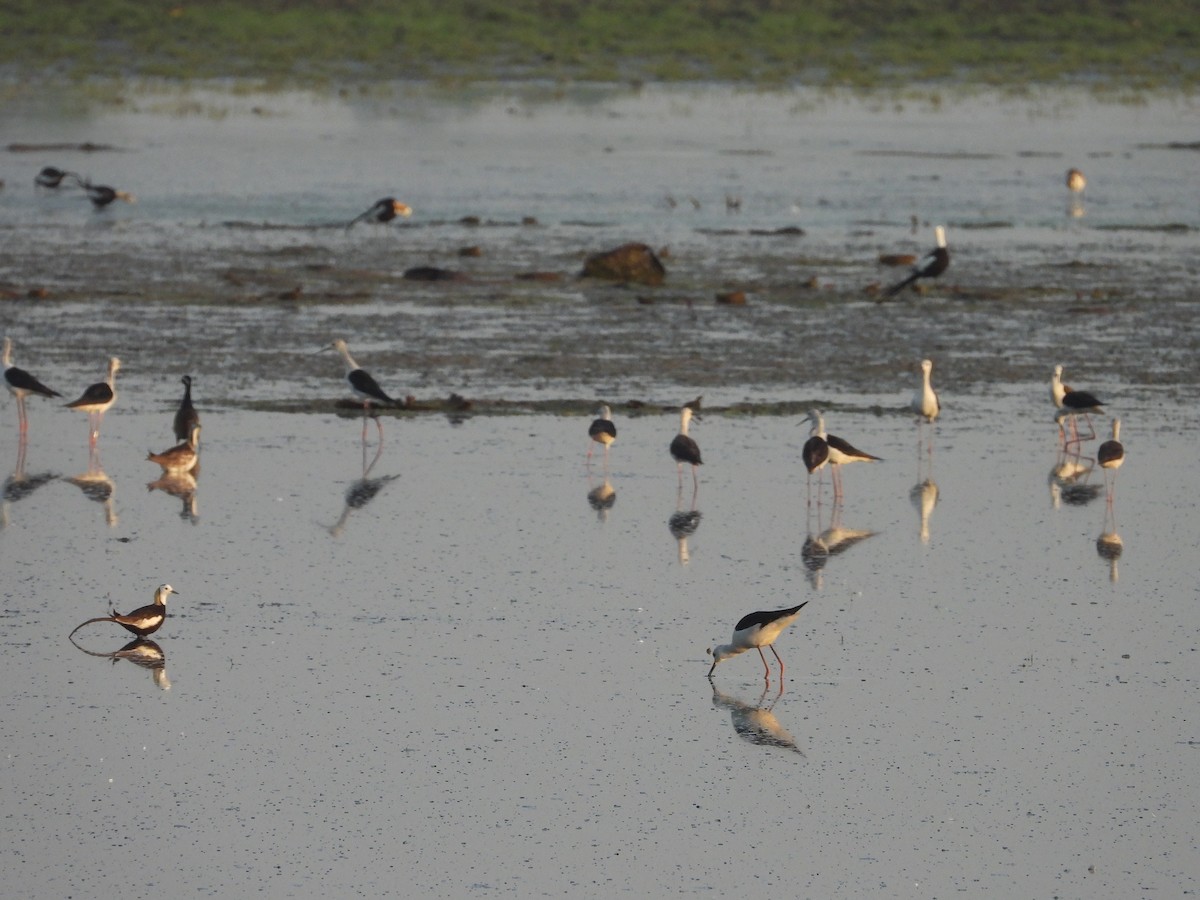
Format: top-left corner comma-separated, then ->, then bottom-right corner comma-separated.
770,644 -> 785,678
757,646 -> 770,680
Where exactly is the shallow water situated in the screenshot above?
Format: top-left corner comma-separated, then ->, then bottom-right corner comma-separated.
0,84 -> 1198,897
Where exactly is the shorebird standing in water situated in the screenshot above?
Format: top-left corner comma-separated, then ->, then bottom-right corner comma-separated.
324,339 -> 399,443
35,166 -> 79,189
1097,418 -> 1125,505
802,409 -> 880,503
3,337 -> 61,437
911,358 -> 940,454
148,424 -> 201,474
174,375 -> 200,442
708,603 -> 808,682
81,180 -> 136,208
669,405 -> 702,489
69,584 -> 178,639
587,404 -> 617,467
66,356 -> 120,446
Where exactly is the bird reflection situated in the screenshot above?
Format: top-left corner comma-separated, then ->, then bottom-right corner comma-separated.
326,439 -> 399,538
65,449 -> 117,526
1,439 -> 58,528
668,485 -> 702,565
1049,450 -> 1102,507
68,635 -> 170,691
910,478 -> 939,544
1096,504 -> 1123,583
586,476 -> 616,523
710,683 -> 804,755
147,470 -> 200,524
801,504 -> 876,589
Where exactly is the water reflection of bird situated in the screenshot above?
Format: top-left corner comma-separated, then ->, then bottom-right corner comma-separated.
324,338 -> 398,443
1,441 -> 58,528
148,423 -> 201,473
35,166 -> 79,188
802,409 -> 879,504
910,478 -> 939,544
66,356 -> 120,446
911,358 -> 939,455
69,584 -> 178,639
327,441 -> 399,538
669,405 -> 702,488
68,636 -> 171,691
1049,452 -> 1102,507
66,454 -> 117,526
711,684 -> 804,755
884,225 -> 949,297
708,602 -> 808,682
1097,418 -> 1124,505
586,404 -> 617,467
1096,504 -> 1123,583
346,197 -> 412,229
586,478 -> 616,522
174,375 -> 200,442
802,506 -> 876,588
81,180 -> 136,208
147,470 -> 199,524
4,337 -> 62,436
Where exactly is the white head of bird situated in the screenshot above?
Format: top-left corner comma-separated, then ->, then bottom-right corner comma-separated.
154,584 -> 178,605
934,225 -> 946,249
680,406 -> 695,432
802,409 -> 826,435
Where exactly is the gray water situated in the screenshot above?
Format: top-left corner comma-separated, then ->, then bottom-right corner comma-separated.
0,83 -> 1198,898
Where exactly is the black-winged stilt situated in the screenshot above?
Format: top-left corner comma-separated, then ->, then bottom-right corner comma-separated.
3,337 -> 62,436
885,225 -> 949,297
66,356 -> 120,446
1055,381 -> 1104,447
174,375 -> 200,442
708,602 -> 808,681
148,424 -> 201,474
802,409 -> 880,502
346,197 -> 412,229
69,584 -> 177,639
324,339 -> 399,442
669,405 -> 702,487
587,404 -> 617,465
1097,418 -> 1124,504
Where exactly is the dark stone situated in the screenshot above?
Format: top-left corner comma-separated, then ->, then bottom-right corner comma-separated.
581,242 -> 666,286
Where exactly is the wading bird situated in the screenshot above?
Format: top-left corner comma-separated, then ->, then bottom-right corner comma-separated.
1097,418 -> 1124,504
174,375 -> 200,442
802,409 -> 880,502
3,337 -> 61,436
885,225 -> 949,297
669,405 -> 702,488
81,181 -> 135,208
708,602 -> 808,681
324,339 -> 398,442
148,423 -> 200,474
587,405 -> 617,466
66,356 -> 120,446
35,166 -> 79,189
69,584 -> 178,639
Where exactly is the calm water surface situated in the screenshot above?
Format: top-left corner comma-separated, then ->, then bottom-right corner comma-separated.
0,84 -> 1198,897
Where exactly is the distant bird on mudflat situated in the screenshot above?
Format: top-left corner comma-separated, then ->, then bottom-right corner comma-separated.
708,602 -> 808,681
3,336 -> 61,436
81,181 -> 135,208
69,584 -> 178,639
174,375 -> 200,442
346,197 -> 412,229
35,166 -> 79,189
148,423 -> 201,474
587,404 -> 617,465
885,225 -> 949,297
669,405 -> 702,487
1066,168 -> 1087,194
66,356 -> 120,446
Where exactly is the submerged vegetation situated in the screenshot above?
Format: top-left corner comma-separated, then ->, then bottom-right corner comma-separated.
1,0 -> 1197,88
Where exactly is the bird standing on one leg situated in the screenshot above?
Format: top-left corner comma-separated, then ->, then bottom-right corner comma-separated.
69,584 -> 178,639
669,405 -> 702,489
885,225 -> 949,298
708,602 -> 808,682
3,337 -> 61,437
